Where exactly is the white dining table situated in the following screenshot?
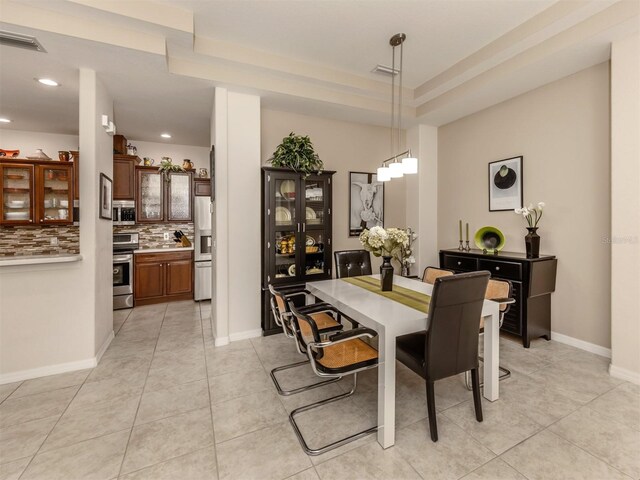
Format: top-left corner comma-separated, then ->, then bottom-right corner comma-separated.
306,274 -> 501,449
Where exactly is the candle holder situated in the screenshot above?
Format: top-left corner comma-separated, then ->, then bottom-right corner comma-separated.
464,240 -> 471,252
458,240 -> 464,251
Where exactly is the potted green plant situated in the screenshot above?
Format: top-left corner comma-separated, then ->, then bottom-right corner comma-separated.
268,132 -> 323,177
158,157 -> 185,182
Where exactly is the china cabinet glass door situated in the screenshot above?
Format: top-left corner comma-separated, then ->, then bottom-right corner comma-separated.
303,176 -> 330,278
137,169 -> 163,222
271,172 -> 300,282
38,165 -> 73,224
1,164 -> 34,224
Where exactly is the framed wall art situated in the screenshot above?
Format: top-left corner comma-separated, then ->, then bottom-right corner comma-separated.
488,156 -> 523,211
99,173 -> 112,220
349,171 -> 384,236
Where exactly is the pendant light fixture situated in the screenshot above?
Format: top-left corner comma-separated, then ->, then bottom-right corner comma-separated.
377,33 -> 418,182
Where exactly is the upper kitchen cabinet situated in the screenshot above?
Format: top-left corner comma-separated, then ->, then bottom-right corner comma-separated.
0,159 -> 74,226
194,178 -> 211,197
136,166 -> 193,223
113,154 -> 139,200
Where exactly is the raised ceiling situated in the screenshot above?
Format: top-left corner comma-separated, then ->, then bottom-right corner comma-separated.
0,0 -> 638,146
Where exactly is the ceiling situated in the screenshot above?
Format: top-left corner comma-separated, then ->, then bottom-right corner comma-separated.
0,0 -> 638,146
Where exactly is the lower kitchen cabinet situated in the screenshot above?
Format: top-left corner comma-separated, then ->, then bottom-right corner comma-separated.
134,250 -> 193,305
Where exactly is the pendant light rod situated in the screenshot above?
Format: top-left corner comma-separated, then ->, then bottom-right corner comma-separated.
380,150 -> 412,166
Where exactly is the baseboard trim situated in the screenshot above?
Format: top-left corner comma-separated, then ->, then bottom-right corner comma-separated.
229,328 -> 262,342
0,357 -> 97,385
551,331 -> 612,358
214,336 -> 230,347
608,364 -> 640,385
96,331 -> 114,363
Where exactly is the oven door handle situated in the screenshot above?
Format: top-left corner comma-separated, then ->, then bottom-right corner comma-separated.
113,255 -> 133,262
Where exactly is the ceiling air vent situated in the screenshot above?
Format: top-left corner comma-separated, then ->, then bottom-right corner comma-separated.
0,31 -> 46,52
371,64 -> 399,76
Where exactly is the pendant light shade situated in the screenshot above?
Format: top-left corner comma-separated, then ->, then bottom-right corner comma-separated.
402,156 -> 418,174
389,161 -> 404,178
377,166 -> 391,182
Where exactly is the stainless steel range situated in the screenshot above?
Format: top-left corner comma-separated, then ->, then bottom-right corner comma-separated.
113,232 -> 139,310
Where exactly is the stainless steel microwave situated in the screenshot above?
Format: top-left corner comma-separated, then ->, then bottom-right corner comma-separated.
113,200 -> 136,225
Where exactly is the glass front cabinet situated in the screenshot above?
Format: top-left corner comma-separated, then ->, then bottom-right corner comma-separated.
1,160 -> 74,226
261,167 -> 335,335
136,167 -> 193,223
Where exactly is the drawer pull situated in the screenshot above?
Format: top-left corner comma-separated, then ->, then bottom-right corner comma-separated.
457,261 -> 462,265
495,266 -> 500,271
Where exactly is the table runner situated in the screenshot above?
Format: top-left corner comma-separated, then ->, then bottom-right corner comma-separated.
342,276 -> 431,313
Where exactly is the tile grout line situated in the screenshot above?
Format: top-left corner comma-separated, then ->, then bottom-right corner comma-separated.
115,302 -> 168,478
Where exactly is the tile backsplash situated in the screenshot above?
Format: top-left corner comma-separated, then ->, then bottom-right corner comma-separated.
0,225 -> 80,256
113,223 -> 194,249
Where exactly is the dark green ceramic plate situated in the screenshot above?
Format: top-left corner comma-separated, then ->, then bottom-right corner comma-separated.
474,226 -> 505,253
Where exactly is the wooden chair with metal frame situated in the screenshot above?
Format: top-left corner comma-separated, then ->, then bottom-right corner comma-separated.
421,266 -> 455,284
464,278 -> 514,390
396,271 -> 490,442
268,284 -> 345,396
287,300 -> 379,455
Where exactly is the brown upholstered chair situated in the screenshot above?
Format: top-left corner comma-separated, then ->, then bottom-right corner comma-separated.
421,266 -> 454,284
334,250 -> 372,278
268,284 -> 344,395
464,278 -> 514,389
287,301 -> 379,455
396,271 -> 490,442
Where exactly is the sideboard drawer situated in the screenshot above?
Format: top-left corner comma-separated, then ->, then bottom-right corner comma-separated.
443,254 -> 478,272
478,258 -> 522,281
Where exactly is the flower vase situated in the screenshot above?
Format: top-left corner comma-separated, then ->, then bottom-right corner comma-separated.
401,265 -> 410,277
380,256 -> 394,291
525,227 -> 540,258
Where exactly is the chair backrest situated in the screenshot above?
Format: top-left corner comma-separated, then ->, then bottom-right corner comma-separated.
288,301 -> 321,353
334,250 -> 372,278
424,271 -> 490,381
422,266 -> 454,284
268,284 -> 294,337
485,278 -> 512,313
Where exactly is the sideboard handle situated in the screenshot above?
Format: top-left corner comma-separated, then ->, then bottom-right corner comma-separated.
495,266 -> 500,271
457,261 -> 461,266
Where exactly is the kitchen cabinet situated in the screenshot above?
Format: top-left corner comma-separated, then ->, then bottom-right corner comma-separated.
134,250 -> 193,305
261,167 -> 335,335
136,167 -> 193,223
113,154 -> 138,200
70,151 -> 79,201
194,178 -> 211,197
1,159 -> 74,226
439,249 -> 557,348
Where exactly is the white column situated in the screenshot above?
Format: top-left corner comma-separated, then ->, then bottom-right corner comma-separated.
610,33 -> 640,384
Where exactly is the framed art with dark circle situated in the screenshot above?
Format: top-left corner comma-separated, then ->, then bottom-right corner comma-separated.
488,156 -> 523,211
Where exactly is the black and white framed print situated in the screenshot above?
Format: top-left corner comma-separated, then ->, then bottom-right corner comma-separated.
99,173 -> 112,220
349,171 -> 384,236
488,156 -> 523,211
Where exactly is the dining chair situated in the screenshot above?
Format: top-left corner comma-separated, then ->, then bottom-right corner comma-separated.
421,266 -> 455,284
334,250 -> 372,278
287,301 -> 379,455
268,284 -> 344,396
464,278 -> 514,389
396,271 -> 490,442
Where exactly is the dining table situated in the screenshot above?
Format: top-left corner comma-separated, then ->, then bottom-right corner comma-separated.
306,274 -> 501,449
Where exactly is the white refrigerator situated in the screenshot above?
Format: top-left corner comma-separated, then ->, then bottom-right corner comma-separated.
194,196 -> 212,301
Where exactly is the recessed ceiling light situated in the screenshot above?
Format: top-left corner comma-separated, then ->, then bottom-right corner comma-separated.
36,78 -> 60,87
161,133 -> 171,139
0,117 -> 11,123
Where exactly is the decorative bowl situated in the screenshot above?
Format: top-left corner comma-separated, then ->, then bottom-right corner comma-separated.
474,226 -> 506,253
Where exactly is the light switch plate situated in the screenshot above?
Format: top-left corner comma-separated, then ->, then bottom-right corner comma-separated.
164,232 -> 170,240
50,237 -> 58,246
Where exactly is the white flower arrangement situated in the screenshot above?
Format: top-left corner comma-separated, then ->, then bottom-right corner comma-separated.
359,226 -> 408,258
515,202 -> 545,227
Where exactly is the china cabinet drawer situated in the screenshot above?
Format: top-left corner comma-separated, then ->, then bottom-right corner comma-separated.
478,259 -> 522,280
442,254 -> 477,272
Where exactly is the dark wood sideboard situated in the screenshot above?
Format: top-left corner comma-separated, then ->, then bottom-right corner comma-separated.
439,249 -> 557,348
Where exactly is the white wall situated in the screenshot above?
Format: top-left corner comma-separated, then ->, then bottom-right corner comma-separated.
438,62 -> 611,350
212,88 -> 262,344
0,130 -> 78,158
128,139 -> 210,173
0,69 -> 114,382
610,33 -> 640,383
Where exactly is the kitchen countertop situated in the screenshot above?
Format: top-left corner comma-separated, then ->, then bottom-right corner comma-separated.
0,254 -> 83,267
134,246 -> 194,254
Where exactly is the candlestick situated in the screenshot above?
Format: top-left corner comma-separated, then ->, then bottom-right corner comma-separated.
458,240 -> 464,251
466,223 -> 469,242
459,220 -> 462,243
465,240 -> 471,252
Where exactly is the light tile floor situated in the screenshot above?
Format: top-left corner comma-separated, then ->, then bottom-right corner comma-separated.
1,300 -> 639,480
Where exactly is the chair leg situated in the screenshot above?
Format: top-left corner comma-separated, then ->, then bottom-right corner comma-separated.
270,360 -> 341,396
289,373 -> 378,455
426,380 -> 438,442
471,368 -> 483,422
464,359 -> 511,391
